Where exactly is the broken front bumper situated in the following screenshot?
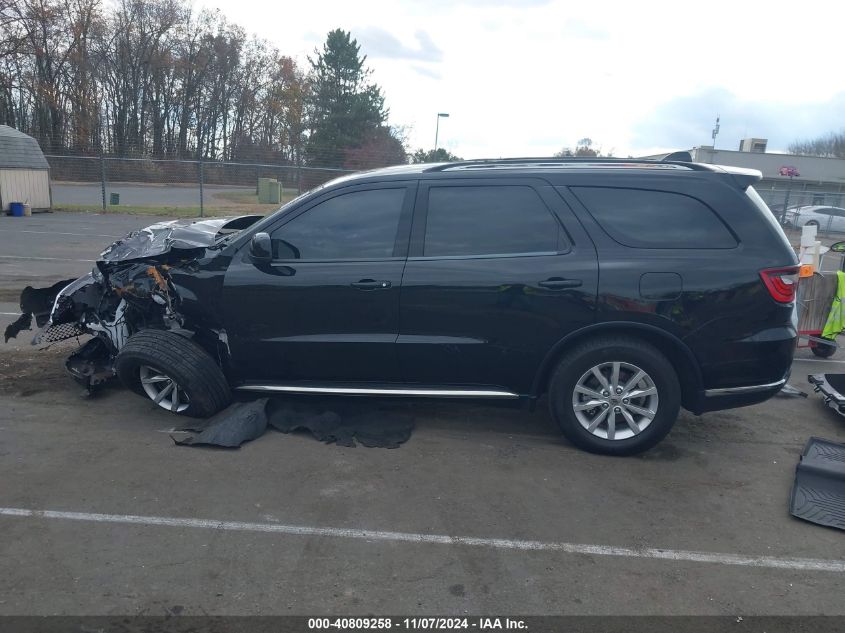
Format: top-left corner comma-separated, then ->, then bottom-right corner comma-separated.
808,373 -> 845,416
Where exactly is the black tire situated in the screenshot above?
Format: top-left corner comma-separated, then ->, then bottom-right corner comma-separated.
811,340 -> 837,358
548,336 -> 681,456
115,329 -> 231,417
806,220 -> 819,228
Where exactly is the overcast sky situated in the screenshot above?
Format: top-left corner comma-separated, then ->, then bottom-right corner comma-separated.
197,0 -> 845,158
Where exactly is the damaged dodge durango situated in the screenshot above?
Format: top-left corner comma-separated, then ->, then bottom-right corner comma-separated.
6,157 -> 799,455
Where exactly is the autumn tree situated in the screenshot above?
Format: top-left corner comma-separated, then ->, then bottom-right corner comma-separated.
0,5 -> 404,181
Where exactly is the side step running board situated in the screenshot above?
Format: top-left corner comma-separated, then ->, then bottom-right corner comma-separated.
235,384 -> 520,399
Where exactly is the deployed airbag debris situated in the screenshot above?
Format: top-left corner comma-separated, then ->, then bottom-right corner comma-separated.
173,398 -> 415,449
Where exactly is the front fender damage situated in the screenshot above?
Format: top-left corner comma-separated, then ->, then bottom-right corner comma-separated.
4,216 -> 257,391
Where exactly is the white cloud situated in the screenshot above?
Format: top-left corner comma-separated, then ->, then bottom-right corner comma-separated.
356,27 -> 443,62
197,0 -> 845,158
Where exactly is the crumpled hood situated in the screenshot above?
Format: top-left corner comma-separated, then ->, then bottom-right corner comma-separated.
99,215 -> 262,263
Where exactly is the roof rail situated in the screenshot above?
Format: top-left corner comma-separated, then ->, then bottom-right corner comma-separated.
423,156 -> 709,172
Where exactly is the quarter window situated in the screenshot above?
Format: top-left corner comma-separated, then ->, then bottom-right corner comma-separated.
571,187 -> 737,249
270,188 -> 406,260
423,186 -> 561,257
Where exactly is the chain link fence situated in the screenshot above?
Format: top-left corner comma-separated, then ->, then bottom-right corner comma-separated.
44,155 -> 845,236
46,155 -> 358,217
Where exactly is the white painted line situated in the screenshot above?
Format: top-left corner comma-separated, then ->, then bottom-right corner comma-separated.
793,358 -> 845,364
1,506 -> 843,573
1,230 -> 121,238
0,312 -> 20,316
0,255 -> 95,263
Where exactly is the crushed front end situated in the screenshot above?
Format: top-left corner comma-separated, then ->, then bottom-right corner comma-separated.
4,216 -> 260,391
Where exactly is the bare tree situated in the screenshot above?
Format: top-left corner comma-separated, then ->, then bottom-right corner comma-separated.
789,131 -> 845,158
0,1 -> 401,172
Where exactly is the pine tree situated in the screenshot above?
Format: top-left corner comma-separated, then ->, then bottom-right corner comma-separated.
306,29 -> 388,168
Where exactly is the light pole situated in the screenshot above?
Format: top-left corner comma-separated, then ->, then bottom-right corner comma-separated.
434,112 -> 449,152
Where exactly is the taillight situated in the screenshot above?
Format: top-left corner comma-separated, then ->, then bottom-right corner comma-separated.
759,266 -> 800,303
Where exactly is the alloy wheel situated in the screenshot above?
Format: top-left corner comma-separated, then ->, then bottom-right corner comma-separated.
139,364 -> 190,413
571,361 -> 659,440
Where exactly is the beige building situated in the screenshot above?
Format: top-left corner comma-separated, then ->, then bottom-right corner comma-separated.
646,139 -> 845,211
0,126 -> 51,212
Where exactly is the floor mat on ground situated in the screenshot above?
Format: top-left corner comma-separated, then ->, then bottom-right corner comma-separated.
173,397 -> 415,449
789,436 -> 845,531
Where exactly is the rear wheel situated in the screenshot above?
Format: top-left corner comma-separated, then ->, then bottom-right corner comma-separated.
115,329 -> 231,417
548,337 -> 681,455
806,220 -> 819,228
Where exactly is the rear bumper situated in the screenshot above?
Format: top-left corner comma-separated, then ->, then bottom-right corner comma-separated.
694,377 -> 786,413
704,379 -> 788,397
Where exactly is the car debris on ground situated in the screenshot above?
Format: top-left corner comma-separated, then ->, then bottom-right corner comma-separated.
173,398 -> 415,449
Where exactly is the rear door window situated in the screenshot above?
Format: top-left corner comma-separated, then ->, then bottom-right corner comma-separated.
571,187 -> 737,249
423,185 -> 562,257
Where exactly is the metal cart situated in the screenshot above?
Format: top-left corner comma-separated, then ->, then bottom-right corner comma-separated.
796,271 -> 838,357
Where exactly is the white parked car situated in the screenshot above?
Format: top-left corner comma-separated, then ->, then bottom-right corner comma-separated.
783,206 -> 845,232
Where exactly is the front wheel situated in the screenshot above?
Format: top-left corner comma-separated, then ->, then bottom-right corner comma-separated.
115,329 -> 231,417
548,337 -> 681,456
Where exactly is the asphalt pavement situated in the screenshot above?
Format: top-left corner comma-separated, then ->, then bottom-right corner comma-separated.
1,212 -> 844,616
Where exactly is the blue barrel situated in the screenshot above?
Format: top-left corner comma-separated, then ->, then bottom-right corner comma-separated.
10,202 -> 24,217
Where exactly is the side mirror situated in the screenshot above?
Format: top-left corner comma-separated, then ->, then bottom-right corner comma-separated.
830,241 -> 845,254
250,232 -> 272,261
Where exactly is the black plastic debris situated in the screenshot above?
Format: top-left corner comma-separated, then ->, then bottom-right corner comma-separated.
267,401 -> 350,446
808,373 -> 845,416
172,397 -> 415,449
4,278 -> 76,342
3,312 -> 31,343
173,399 -> 268,448
65,337 -> 116,391
789,437 -> 845,531
267,399 -> 414,448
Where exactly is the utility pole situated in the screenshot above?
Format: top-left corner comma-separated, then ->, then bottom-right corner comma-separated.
100,154 -> 107,212
198,159 -> 204,218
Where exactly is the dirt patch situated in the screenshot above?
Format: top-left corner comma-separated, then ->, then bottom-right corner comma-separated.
0,344 -> 80,397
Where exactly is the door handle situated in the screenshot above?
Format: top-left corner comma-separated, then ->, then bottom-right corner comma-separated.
351,279 -> 392,290
538,278 -> 582,289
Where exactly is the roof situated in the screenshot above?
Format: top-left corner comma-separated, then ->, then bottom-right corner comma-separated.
325,157 -> 761,188
0,126 -> 49,169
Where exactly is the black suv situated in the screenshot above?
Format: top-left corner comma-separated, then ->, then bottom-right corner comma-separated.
11,158 -> 799,455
